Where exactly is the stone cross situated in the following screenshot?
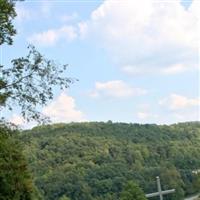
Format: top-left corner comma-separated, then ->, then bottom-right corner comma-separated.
145,176 -> 175,200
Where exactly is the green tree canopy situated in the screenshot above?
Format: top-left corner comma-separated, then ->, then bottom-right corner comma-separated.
0,0 -> 16,45
59,195 -> 71,200
0,125 -> 42,199
120,181 -> 147,200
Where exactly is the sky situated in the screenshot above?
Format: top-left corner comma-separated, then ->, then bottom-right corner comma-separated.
1,0 -> 199,127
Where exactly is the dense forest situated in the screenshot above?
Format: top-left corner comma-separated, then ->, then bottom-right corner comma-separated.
18,121 -> 200,200
0,125 -> 42,199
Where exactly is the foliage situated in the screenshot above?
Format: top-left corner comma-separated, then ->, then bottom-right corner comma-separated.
0,0 -> 75,123
0,124 -> 41,200
19,121 -> 200,200
0,1 -> 74,199
0,45 -> 75,122
0,0 -> 16,45
59,196 -> 71,200
120,181 -> 147,200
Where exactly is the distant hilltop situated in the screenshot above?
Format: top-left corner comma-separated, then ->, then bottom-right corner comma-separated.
20,121 -> 200,200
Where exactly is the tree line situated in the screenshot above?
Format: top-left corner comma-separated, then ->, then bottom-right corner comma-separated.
19,121 -> 200,200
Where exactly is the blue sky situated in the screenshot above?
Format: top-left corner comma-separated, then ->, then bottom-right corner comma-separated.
1,0 -> 199,127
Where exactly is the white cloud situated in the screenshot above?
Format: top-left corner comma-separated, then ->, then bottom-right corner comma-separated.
42,92 -> 85,123
136,103 -> 158,121
9,114 -> 37,129
10,114 -> 24,126
28,25 -> 77,46
172,111 -> 199,122
78,22 -> 88,39
90,80 -> 147,98
122,63 -> 193,75
161,64 -> 189,75
159,94 -> 200,110
122,65 -> 150,75
82,0 -> 199,75
137,111 -> 158,120
8,92 -> 85,127
60,12 -> 78,23
15,5 -> 32,22
137,112 -> 149,120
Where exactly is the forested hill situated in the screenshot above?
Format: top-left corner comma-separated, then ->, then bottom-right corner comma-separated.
20,122 -> 200,200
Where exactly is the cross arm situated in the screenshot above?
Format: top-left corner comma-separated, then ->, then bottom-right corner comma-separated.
146,189 -> 175,198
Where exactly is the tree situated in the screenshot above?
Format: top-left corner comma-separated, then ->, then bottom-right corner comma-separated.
0,0 -> 16,45
59,195 -> 71,200
0,45 -> 75,123
160,166 -> 185,200
0,125 -> 42,199
0,0 -> 75,123
0,0 -> 75,199
192,173 -> 200,191
120,181 -> 147,200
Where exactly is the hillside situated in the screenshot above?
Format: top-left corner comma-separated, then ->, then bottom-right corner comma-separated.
20,122 -> 200,200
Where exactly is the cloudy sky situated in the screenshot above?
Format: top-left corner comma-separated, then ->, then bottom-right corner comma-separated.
1,0 -> 199,127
